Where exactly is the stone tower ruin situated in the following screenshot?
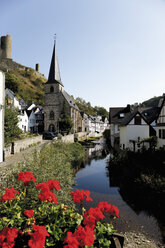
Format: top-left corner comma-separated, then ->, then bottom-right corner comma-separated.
0,34 -> 12,60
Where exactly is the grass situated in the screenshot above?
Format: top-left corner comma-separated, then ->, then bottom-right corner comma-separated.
1,141 -> 85,207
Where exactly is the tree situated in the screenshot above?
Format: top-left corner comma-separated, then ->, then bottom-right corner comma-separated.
59,102 -> 73,133
4,99 -> 22,144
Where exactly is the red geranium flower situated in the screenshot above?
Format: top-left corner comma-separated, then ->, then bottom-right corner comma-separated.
36,181 -> 59,203
97,202 -> 119,218
24,210 -> 34,218
28,225 -> 49,248
17,171 -> 36,186
1,187 -> 19,202
47,180 -> 61,191
83,207 -> 105,229
70,189 -> 93,203
63,232 -> 79,248
74,225 -> 95,247
109,205 -> 119,218
0,227 -> 19,248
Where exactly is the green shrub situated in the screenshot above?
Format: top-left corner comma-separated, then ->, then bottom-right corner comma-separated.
3,142 -> 85,207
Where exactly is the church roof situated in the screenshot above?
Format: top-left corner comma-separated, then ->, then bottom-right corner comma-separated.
47,43 -> 64,86
62,90 -> 79,111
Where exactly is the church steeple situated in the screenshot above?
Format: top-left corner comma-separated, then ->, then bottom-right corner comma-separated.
47,42 -> 63,86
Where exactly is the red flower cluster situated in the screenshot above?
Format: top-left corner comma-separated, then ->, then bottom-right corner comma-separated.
83,207 -> 105,229
64,225 -> 95,248
1,187 -> 19,202
28,225 -> 49,248
97,202 -> 119,218
24,210 -> 34,218
35,180 -> 60,204
70,189 -> 93,204
83,202 -> 119,229
0,227 -> 19,248
17,171 -> 36,186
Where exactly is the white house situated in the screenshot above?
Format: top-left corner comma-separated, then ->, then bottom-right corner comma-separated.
18,110 -> 29,132
27,103 -> 36,110
83,115 -> 109,136
156,94 -> 165,148
119,111 -> 153,151
5,88 -> 21,110
26,109 -> 36,133
109,105 -> 131,147
0,71 -> 5,163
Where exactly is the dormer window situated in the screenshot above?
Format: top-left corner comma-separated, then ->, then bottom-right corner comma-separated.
119,113 -> 124,118
50,86 -> 54,93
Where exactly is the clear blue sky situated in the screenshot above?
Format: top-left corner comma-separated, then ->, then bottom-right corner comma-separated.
0,0 -> 165,110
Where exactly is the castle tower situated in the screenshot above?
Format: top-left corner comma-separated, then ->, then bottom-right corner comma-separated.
0,34 -> 12,59
44,43 -> 64,132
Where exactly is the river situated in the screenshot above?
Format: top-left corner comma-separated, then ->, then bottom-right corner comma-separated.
73,141 -> 164,245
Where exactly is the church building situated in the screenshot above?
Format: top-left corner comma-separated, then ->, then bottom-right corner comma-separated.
44,43 -> 84,133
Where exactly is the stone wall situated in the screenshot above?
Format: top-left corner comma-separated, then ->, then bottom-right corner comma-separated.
4,135 -> 42,159
77,132 -> 88,141
61,134 -> 74,143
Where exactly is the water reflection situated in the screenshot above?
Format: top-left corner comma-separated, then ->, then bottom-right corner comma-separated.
74,141 -> 164,244
108,170 -> 165,243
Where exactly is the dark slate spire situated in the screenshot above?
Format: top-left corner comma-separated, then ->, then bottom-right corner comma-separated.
47,43 -> 63,86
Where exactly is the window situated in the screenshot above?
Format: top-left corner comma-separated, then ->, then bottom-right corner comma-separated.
134,116 -> 141,125
49,111 -> 54,120
49,124 -> 55,132
50,86 -> 54,93
158,129 -> 165,139
119,113 -> 124,118
163,130 -> 165,139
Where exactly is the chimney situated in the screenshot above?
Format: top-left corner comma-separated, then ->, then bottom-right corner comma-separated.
35,63 -> 39,72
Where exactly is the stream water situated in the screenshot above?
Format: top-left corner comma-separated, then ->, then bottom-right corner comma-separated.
73,142 -> 164,245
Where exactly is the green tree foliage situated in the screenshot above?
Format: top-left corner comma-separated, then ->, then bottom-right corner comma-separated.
5,73 -> 19,93
4,100 -> 22,144
94,106 -> 109,119
59,102 -> 73,133
5,67 -> 46,105
141,96 -> 162,107
75,97 -> 109,118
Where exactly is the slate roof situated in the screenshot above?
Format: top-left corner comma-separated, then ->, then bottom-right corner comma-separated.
62,90 -> 79,111
120,110 -> 149,126
109,105 -> 131,124
26,109 -> 33,117
46,43 -> 64,86
140,107 -> 160,124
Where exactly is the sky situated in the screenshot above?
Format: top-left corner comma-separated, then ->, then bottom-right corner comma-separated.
0,0 -> 165,110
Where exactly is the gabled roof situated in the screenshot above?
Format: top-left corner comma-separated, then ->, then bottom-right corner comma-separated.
156,94 -> 165,124
140,107 -> 160,124
46,43 -> 63,86
26,109 -> 33,117
120,110 -> 149,126
109,105 -> 131,124
62,90 -> 79,110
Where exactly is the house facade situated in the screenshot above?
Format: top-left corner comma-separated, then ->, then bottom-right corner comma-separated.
156,94 -> 165,148
109,105 -> 131,147
0,70 -> 5,162
5,88 -> 21,109
120,111 -> 151,151
18,110 -> 28,132
44,43 -> 84,133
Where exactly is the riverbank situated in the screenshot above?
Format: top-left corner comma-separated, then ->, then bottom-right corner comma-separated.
0,141 -> 85,206
123,231 -> 164,248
